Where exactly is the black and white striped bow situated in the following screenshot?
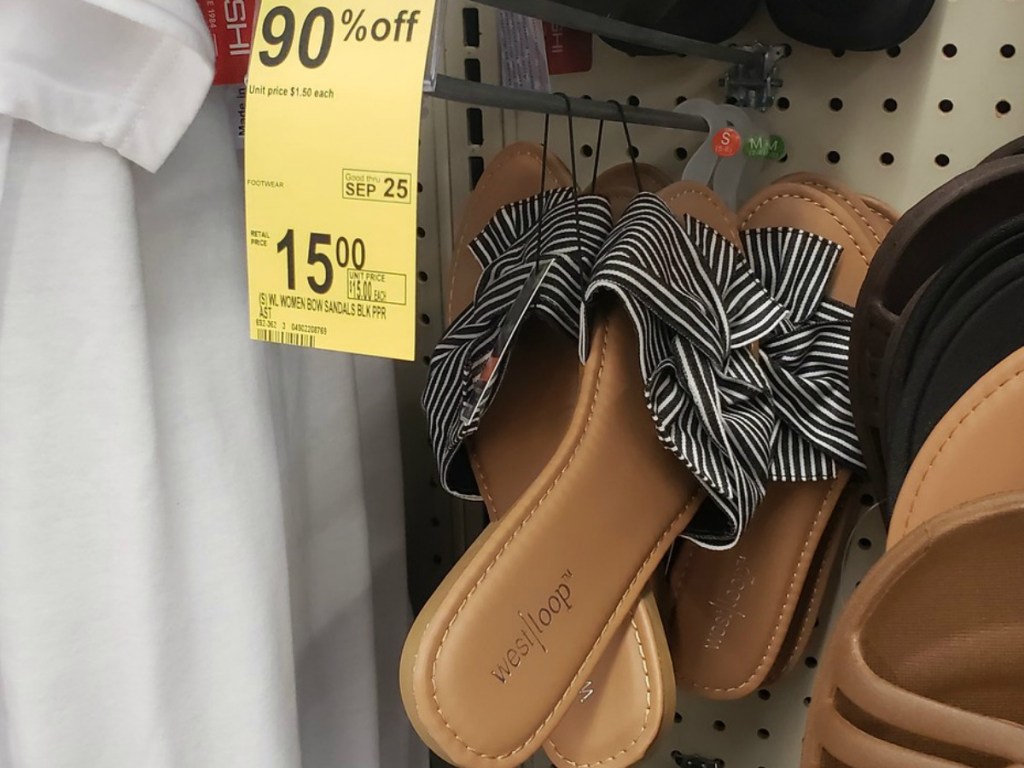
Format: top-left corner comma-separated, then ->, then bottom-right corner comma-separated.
582,193 -> 789,548
742,228 -> 865,481
422,188 -> 614,499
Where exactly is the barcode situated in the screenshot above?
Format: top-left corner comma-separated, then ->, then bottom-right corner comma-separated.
256,329 -> 317,348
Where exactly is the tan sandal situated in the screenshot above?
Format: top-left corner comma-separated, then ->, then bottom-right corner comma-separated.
886,345 -> 1024,548
476,159 -> 678,768
802,492 -> 1024,768
668,176 -> 892,698
405,137 -> 792,765
403,143 -> 703,767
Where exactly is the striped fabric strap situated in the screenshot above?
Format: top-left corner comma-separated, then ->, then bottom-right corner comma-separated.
422,187 -> 614,499
742,227 -> 866,482
583,193 -> 788,548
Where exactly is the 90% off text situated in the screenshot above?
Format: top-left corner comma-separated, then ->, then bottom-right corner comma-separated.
259,7 -> 426,68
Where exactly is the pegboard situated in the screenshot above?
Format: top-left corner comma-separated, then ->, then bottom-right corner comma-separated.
397,1 -> 1024,766
397,99 -> 488,614
398,81 -> 492,617
501,0 -> 1024,211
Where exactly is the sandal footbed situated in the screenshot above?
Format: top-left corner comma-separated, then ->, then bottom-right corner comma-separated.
668,181 -> 877,698
403,143 -> 702,767
547,162 -> 677,768
546,172 -> 744,768
888,346 -> 1024,549
452,160 -> 681,768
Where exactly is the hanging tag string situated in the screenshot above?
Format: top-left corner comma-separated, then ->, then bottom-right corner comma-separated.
590,118 -> 606,194
553,92 -> 583,265
536,94 -> 583,264
537,109 -> 553,264
609,99 -> 642,192
553,92 -> 581,197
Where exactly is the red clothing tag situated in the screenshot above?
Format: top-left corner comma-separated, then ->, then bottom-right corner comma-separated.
713,127 -> 743,158
196,0 -> 257,85
543,23 -> 593,75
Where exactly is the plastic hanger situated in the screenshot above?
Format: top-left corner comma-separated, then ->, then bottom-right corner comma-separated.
676,99 -> 780,209
674,98 -> 729,187
713,104 -> 761,210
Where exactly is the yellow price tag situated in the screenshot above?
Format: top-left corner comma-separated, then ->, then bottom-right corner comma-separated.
244,0 -> 436,360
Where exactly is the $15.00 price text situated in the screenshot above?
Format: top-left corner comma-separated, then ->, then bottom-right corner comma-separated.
267,228 -> 367,295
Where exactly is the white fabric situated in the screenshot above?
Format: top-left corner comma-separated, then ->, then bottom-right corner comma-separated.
0,2 -> 419,766
0,0 -> 214,172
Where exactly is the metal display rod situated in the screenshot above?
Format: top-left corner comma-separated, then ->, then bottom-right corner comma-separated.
473,0 -> 761,67
431,76 -> 709,132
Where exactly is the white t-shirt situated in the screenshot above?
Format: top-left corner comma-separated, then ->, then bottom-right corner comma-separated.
0,2 -> 419,766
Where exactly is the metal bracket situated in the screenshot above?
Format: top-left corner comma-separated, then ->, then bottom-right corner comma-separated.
721,43 -> 786,111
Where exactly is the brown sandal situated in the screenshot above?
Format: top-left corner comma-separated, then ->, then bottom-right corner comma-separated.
849,156 -> 1024,513
802,492 -> 1024,768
